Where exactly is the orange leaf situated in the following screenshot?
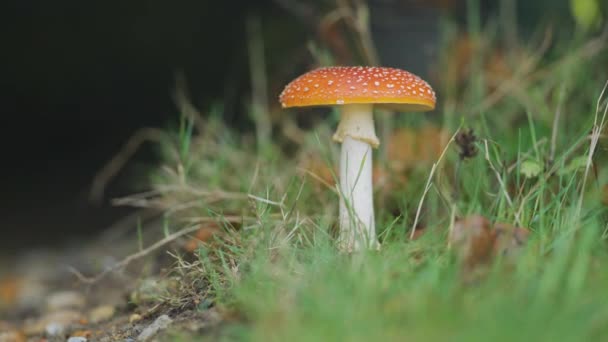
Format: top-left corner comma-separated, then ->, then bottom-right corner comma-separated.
493,223 -> 530,259
0,277 -> 20,306
450,215 -> 496,269
184,224 -> 221,252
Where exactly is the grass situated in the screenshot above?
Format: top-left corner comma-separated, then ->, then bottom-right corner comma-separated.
129,14 -> 608,342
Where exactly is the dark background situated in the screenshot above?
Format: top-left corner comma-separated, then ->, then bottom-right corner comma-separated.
1,0 -> 276,253
0,0 -> 575,253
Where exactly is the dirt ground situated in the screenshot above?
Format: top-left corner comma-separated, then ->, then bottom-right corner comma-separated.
0,210 -> 229,341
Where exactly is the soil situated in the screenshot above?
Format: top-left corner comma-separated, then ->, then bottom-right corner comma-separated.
0,210 -> 226,341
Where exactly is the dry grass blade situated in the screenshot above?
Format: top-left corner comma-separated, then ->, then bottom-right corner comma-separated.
89,127 -> 169,204
483,139 -> 522,227
410,129 -> 459,240
68,224 -> 202,285
575,80 -> 608,221
471,27 -> 553,115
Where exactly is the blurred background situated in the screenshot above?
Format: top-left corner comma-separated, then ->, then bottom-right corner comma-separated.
0,0 -> 604,254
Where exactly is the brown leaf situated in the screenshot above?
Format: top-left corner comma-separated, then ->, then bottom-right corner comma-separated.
417,125 -> 450,163
0,277 -> 19,306
184,224 -> 221,252
493,222 -> 530,259
450,215 -> 531,273
410,227 -> 427,240
450,215 -> 496,269
300,152 -> 336,188
387,125 -> 449,172
387,128 -> 417,172
372,164 -> 407,192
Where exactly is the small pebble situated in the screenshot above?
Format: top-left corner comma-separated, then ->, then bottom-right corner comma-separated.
67,337 -> 88,342
23,310 -> 83,335
45,322 -> 64,336
137,315 -> 173,341
89,305 -> 115,323
46,291 -> 86,311
129,313 -> 143,323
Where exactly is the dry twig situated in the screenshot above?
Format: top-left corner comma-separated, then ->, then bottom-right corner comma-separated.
89,127 -> 169,204
410,129 -> 459,240
68,224 -> 203,285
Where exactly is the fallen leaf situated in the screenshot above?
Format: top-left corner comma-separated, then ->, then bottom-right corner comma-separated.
410,227 -> 427,240
493,223 -> 530,259
387,128 -> 417,171
450,214 -> 532,273
417,125 -> 450,163
450,215 -> 496,269
185,224 -> 221,252
299,152 -> 336,189
372,164 -> 407,192
0,277 -> 19,306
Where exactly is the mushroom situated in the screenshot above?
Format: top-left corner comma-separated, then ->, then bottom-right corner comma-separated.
279,66 -> 436,251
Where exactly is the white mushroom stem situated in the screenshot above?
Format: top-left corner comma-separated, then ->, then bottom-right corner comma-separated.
332,104 -> 380,251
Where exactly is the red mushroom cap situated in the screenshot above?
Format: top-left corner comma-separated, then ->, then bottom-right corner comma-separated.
279,66 -> 436,112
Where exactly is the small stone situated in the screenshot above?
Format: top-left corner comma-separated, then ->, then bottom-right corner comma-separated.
46,291 -> 86,311
137,315 -> 173,341
45,322 -> 64,336
89,305 -> 115,323
129,313 -> 143,323
23,309 -> 83,335
67,337 -> 88,342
